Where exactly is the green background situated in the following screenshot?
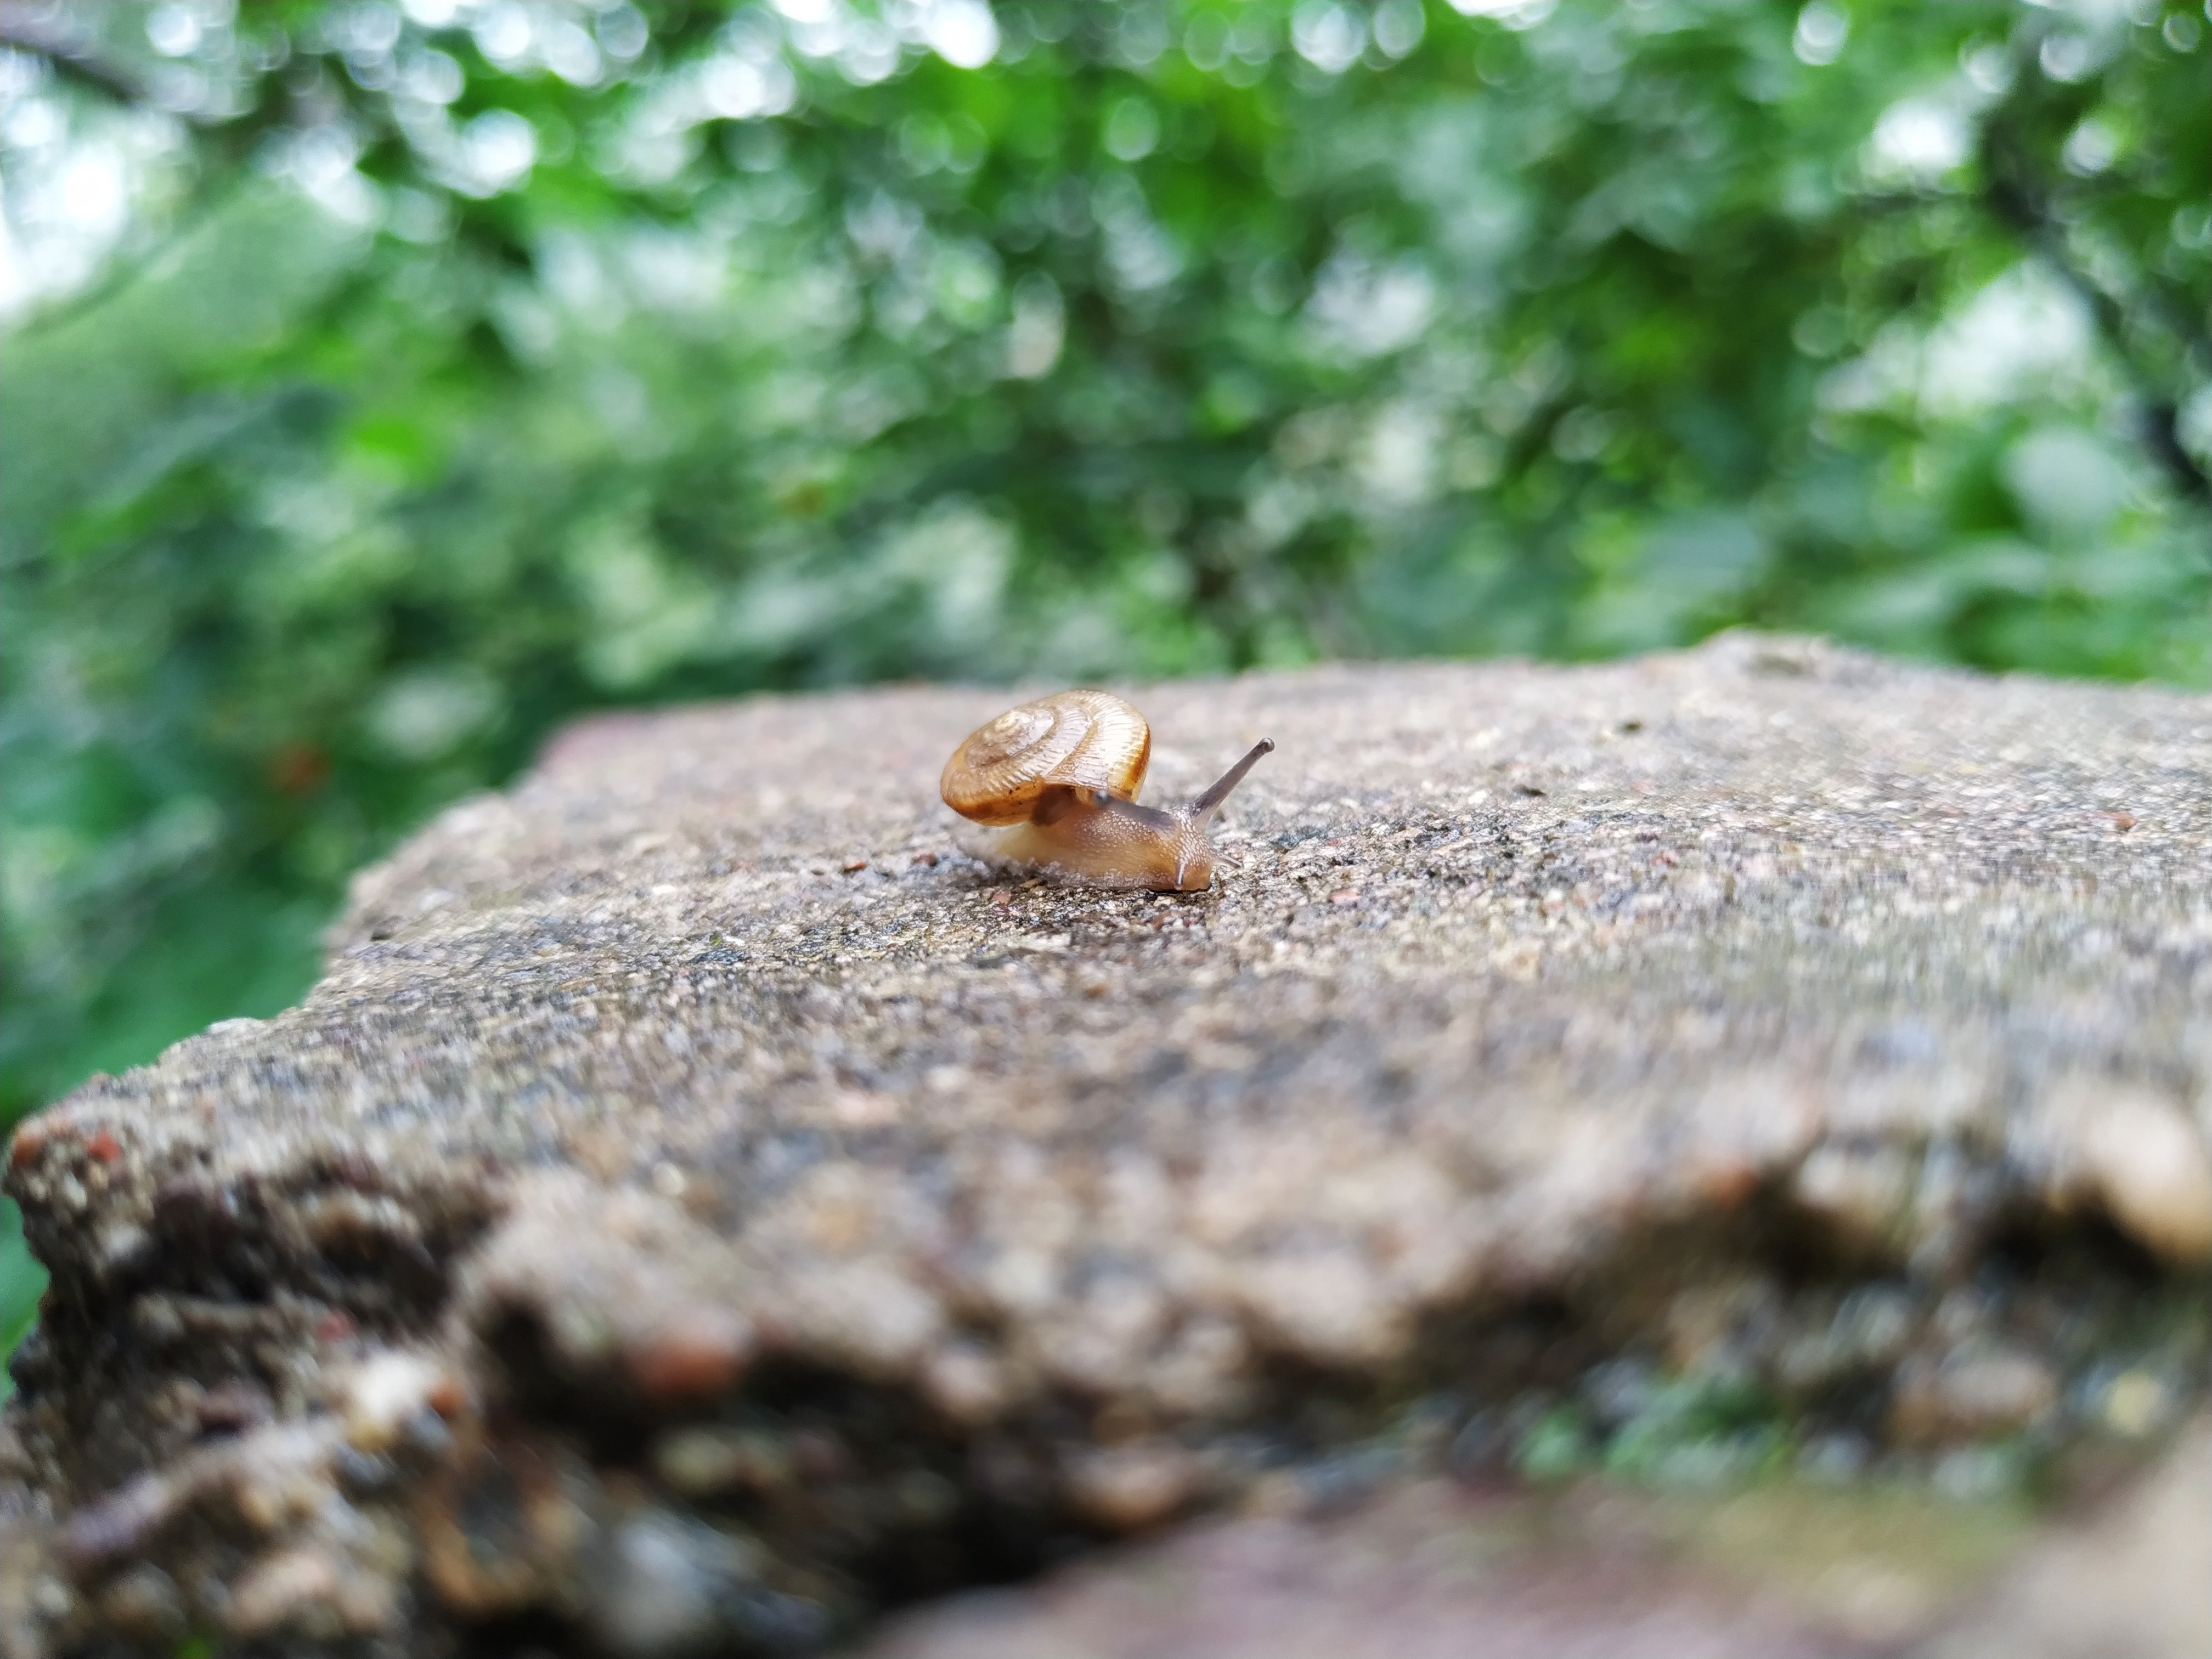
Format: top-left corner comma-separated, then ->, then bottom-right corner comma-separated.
2,0 -> 2208,1336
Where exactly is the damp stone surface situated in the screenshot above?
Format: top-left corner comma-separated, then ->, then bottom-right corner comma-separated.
3,634 -> 2208,1656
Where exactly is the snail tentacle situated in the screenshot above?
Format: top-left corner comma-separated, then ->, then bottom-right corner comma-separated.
1190,739 -> 1275,821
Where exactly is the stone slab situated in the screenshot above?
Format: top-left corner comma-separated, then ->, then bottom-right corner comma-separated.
4,635 -> 2209,1654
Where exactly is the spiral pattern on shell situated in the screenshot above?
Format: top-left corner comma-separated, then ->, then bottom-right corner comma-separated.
940,690 -> 1152,825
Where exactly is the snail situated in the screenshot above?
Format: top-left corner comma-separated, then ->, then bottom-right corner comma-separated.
940,691 -> 1273,891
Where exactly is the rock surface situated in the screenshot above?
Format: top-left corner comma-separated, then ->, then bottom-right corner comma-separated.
4,635 -> 2209,1655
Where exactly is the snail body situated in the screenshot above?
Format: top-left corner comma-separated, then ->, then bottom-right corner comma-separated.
940,691 -> 1272,891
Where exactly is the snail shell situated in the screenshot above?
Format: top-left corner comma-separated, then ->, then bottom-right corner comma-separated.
940,690 -> 1151,825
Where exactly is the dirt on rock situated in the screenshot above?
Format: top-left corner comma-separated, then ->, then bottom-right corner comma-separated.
3,634 -> 2209,1656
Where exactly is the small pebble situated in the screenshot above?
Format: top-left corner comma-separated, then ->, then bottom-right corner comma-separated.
1062,1442 -> 1197,1531
1792,1143 -> 1913,1250
626,1312 -> 752,1402
919,1340 -> 1008,1425
2078,1090 -> 2212,1265
342,1351 -> 448,1453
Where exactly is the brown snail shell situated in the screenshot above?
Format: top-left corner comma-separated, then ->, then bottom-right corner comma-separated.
940,690 -> 1151,826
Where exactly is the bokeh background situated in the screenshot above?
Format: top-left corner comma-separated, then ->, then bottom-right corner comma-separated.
1,0 -> 2208,1342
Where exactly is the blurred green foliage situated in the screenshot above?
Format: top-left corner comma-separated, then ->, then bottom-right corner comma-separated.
1,0 -> 2207,1132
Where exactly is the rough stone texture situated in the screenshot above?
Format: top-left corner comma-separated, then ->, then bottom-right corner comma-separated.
3,635 -> 2210,1655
